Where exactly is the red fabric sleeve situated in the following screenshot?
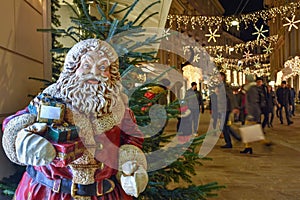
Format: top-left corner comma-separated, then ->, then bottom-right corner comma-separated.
120,108 -> 144,149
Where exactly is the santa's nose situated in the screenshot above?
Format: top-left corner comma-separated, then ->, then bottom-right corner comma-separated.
90,65 -> 101,76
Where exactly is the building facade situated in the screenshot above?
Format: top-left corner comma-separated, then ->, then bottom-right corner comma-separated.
0,0 -> 52,179
265,0 -> 300,93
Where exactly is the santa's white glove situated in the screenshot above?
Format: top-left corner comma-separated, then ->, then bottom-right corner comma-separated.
15,123 -> 56,166
25,122 -> 48,133
120,161 -> 148,198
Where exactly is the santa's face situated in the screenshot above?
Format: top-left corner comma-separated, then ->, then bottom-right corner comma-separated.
76,51 -> 111,80
57,50 -> 121,117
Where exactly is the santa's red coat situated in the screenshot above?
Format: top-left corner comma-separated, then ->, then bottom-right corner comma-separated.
3,108 -> 144,200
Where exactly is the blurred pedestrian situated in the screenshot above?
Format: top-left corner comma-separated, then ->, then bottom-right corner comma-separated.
266,85 -> 276,127
276,81 -> 293,125
289,86 -> 296,116
209,87 -> 218,129
238,85 -> 246,125
185,82 -> 204,135
218,72 -> 240,149
256,77 -> 268,131
240,74 -> 261,154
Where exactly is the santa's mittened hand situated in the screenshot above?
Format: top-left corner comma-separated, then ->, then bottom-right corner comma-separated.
121,165 -> 148,198
15,129 -> 56,166
25,122 -> 48,134
122,161 -> 138,176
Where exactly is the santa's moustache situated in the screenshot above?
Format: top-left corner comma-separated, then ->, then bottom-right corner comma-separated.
58,73 -> 121,116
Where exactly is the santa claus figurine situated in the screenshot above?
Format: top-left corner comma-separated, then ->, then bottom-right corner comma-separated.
2,39 -> 148,200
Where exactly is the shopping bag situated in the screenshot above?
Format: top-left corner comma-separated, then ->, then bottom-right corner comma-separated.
239,124 -> 265,143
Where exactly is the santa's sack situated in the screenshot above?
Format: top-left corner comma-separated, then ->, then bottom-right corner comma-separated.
239,124 -> 265,143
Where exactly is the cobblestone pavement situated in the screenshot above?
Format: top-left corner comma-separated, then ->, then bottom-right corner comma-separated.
166,106 -> 300,200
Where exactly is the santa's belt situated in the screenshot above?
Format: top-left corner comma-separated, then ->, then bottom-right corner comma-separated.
26,165 -> 115,197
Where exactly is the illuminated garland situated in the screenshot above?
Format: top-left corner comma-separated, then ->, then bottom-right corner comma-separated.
183,46 -> 273,70
167,1 -> 300,30
182,35 -> 278,72
219,61 -> 271,72
283,15 -> 300,31
215,53 -> 270,64
204,35 -> 278,54
182,45 -> 271,71
283,55 -> 300,78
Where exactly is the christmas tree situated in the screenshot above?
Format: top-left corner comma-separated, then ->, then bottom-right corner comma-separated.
1,0 -> 225,199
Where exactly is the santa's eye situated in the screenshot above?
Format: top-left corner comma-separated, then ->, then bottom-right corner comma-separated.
99,65 -> 107,71
82,63 -> 90,69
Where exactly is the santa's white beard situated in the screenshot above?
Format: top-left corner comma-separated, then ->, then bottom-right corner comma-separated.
57,73 -> 120,116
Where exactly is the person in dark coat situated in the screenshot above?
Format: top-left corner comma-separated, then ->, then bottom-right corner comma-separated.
240,74 -> 261,154
266,85 -> 276,127
185,82 -> 204,134
256,77 -> 268,130
217,72 -> 240,148
288,85 -> 296,116
276,81 -> 293,125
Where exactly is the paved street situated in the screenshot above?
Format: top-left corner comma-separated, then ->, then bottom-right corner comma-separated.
166,106 -> 300,200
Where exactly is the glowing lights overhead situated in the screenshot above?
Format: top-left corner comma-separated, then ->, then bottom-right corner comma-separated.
205,28 -> 220,43
283,56 -> 300,79
167,1 -> 300,31
204,35 -> 278,55
283,15 -> 300,31
263,44 -> 273,54
167,1 -> 300,78
252,25 -> 268,41
243,50 -> 253,62
230,19 -> 239,26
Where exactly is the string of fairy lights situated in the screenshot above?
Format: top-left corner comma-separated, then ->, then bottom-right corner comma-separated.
167,1 -> 300,31
284,56 -> 300,79
167,1 -> 300,75
204,35 -> 278,55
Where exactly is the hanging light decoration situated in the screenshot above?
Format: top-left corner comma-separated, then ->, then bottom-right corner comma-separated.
263,43 -> 273,54
205,28 -> 221,43
252,25 -> 268,41
167,1 -> 300,31
204,35 -> 278,55
283,14 -> 300,31
283,56 -> 300,79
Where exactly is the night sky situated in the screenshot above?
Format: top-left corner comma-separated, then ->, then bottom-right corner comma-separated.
219,0 -> 264,15
218,0 -> 267,41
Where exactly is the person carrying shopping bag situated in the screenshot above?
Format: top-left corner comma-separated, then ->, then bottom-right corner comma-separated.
239,75 -> 271,154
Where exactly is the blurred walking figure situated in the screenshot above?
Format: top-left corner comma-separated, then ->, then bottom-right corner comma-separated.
209,87 -> 218,129
218,72 -> 240,149
266,85 -> 276,127
256,77 -> 268,132
288,85 -> 296,116
240,75 -> 262,154
237,86 -> 246,125
185,82 -> 204,135
276,81 -> 293,125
